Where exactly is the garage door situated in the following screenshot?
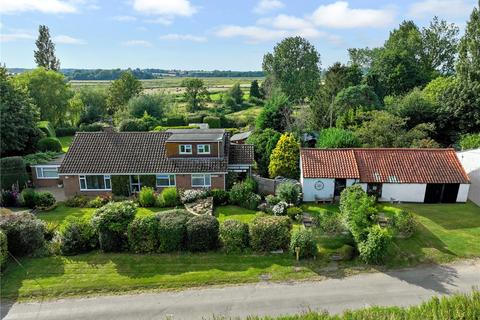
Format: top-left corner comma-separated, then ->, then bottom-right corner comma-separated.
424,183 -> 459,203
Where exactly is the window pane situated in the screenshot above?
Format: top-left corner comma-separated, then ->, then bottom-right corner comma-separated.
80,177 -> 86,189
192,174 -> 204,186
205,174 -> 211,186
105,176 -> 111,189
43,168 -> 58,178
156,175 -> 170,187
36,168 -> 43,178
169,175 -> 175,186
131,175 -> 139,183
86,175 -> 105,189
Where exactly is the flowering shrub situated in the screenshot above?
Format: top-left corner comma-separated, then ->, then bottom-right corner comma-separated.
180,189 -> 207,204
65,195 -> 89,207
272,201 -> 288,216
87,195 -> 111,208
265,195 -> 280,206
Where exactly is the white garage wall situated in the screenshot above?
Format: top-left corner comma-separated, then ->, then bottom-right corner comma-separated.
379,184 -> 426,203
302,178 -> 335,202
456,184 -> 470,202
457,149 -> 480,205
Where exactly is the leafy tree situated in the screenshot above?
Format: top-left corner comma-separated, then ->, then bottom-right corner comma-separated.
324,62 -> 362,99
107,71 -> 142,115
316,128 -> 360,148
421,16 -> 460,75
34,25 -> 60,71
422,76 -> 455,103
246,129 -> 281,177
385,88 -> 436,129
15,67 -> 73,127
269,133 -> 300,179
459,133 -> 480,150
256,90 -> 292,132
0,67 -> 42,156
333,84 -> 381,127
457,3 -> 480,82
262,37 -> 321,102
249,80 -> 261,99
181,78 -> 209,112
229,83 -> 243,105
127,93 -> 165,119
371,21 -> 434,96
78,87 -> 109,124
347,47 -> 381,69
308,89 -> 330,130
67,92 -> 85,126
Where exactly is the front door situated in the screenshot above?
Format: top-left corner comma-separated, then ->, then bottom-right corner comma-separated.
334,179 -> 347,197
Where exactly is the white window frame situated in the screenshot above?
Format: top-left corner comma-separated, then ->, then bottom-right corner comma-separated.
130,175 -> 141,193
179,144 -> 192,154
191,174 -> 211,187
79,175 -> 112,191
197,144 -> 211,155
35,166 -> 59,179
156,174 -> 176,187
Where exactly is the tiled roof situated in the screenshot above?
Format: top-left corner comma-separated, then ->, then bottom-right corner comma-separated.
301,148 -> 470,184
229,143 -> 254,165
353,148 -> 470,184
59,132 -> 230,174
301,149 -> 359,179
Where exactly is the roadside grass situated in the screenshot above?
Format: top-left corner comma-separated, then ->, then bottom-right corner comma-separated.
57,136 -> 74,152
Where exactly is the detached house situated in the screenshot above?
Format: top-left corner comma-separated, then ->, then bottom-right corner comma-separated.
36,129 -> 254,197
300,148 -> 470,203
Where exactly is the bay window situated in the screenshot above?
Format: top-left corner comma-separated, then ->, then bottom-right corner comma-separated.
79,175 -> 111,190
156,174 -> 176,187
191,174 -> 211,187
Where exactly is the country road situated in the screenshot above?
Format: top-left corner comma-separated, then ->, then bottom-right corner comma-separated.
2,260 -> 479,320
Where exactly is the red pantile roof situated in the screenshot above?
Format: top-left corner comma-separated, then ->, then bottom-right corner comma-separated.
301,148 -> 470,184
301,149 -> 359,179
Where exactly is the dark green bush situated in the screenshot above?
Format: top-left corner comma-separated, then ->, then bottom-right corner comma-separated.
265,195 -> 280,206
43,221 -> 57,241
37,137 -> 62,152
209,189 -> 229,205
229,177 -> 258,208
65,195 -> 89,207
286,206 -> 303,221
160,187 -> 178,207
0,212 -> 45,257
186,114 -> 203,123
203,116 -> 221,128
119,118 -> 148,132
37,121 -> 56,137
91,201 -> 137,252
312,210 -> 346,235
127,216 -> 159,253
391,210 -> 417,238
0,157 -> 28,190
20,188 -> 37,208
1,190 -> 18,207
157,209 -> 192,252
358,225 -> 392,264
78,122 -> 108,132
111,175 -> 130,196
186,215 -> 219,252
55,127 -> 77,137
250,215 -> 291,252
276,182 -> 301,204
244,192 -> 261,210
0,230 -> 7,271
164,115 -> 186,126
220,220 -> 249,253
35,191 -> 56,208
290,229 -> 317,259
140,175 -> 156,188
138,187 -> 156,207
58,216 -> 98,255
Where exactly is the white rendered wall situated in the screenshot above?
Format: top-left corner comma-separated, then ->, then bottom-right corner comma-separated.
379,183 -> 427,203
457,149 -> 479,205
302,178 -> 335,202
456,184 -> 470,203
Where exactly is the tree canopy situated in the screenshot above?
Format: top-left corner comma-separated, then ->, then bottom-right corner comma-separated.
107,71 -> 142,115
268,133 -> 300,179
34,25 -> 60,71
181,78 -> 209,112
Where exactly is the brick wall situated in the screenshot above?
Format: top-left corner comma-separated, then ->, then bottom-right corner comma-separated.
32,167 -> 61,187
63,175 -> 112,198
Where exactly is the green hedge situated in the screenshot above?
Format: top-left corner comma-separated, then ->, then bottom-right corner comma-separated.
37,121 -> 56,137
290,229 -> 317,259
250,215 -> 291,252
111,175 -> 130,196
0,230 -> 7,272
0,157 -> 28,190
58,216 -> 98,255
127,216 -> 158,253
55,127 -> 78,137
203,116 -> 221,128
186,215 -> 219,252
37,137 -> 62,152
220,220 -> 249,253
163,115 -> 186,126
152,125 -> 199,132
157,209 -> 192,252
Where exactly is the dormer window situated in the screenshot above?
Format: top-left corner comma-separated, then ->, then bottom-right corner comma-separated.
179,144 -> 192,154
197,144 -> 210,154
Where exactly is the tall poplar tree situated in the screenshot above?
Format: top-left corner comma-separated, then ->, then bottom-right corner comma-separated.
34,25 -> 60,71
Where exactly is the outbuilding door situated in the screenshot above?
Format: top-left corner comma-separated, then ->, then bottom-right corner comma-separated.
424,183 -> 459,203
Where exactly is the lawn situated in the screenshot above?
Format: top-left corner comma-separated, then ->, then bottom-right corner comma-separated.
214,205 -> 260,223
58,135 -> 74,152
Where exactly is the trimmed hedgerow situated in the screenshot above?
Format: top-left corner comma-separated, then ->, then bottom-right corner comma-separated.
0,157 -> 28,190
55,127 -> 77,137
0,230 -> 7,271
91,201 -> 137,252
58,216 -> 98,255
0,212 -> 45,257
127,216 -> 159,253
290,229 -> 317,259
186,215 -> 219,252
156,209 -> 192,252
138,187 -> 156,207
35,191 -> 56,208
220,220 -> 249,253
203,116 -> 221,128
249,215 -> 291,252
163,115 -> 186,126
37,137 -> 62,152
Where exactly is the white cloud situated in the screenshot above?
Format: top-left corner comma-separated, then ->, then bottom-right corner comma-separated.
0,32 -> 34,42
408,0 -> 475,19
257,14 -> 311,30
216,26 -> 287,43
311,1 -> 395,28
112,15 -> 137,22
254,0 -> 284,14
54,35 -> 86,44
132,0 -> 196,17
121,40 -> 152,47
0,0 -> 77,14
159,34 -> 207,42
145,17 -> 173,25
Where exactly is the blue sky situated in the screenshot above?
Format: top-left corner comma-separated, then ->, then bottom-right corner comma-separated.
0,0 -> 476,70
